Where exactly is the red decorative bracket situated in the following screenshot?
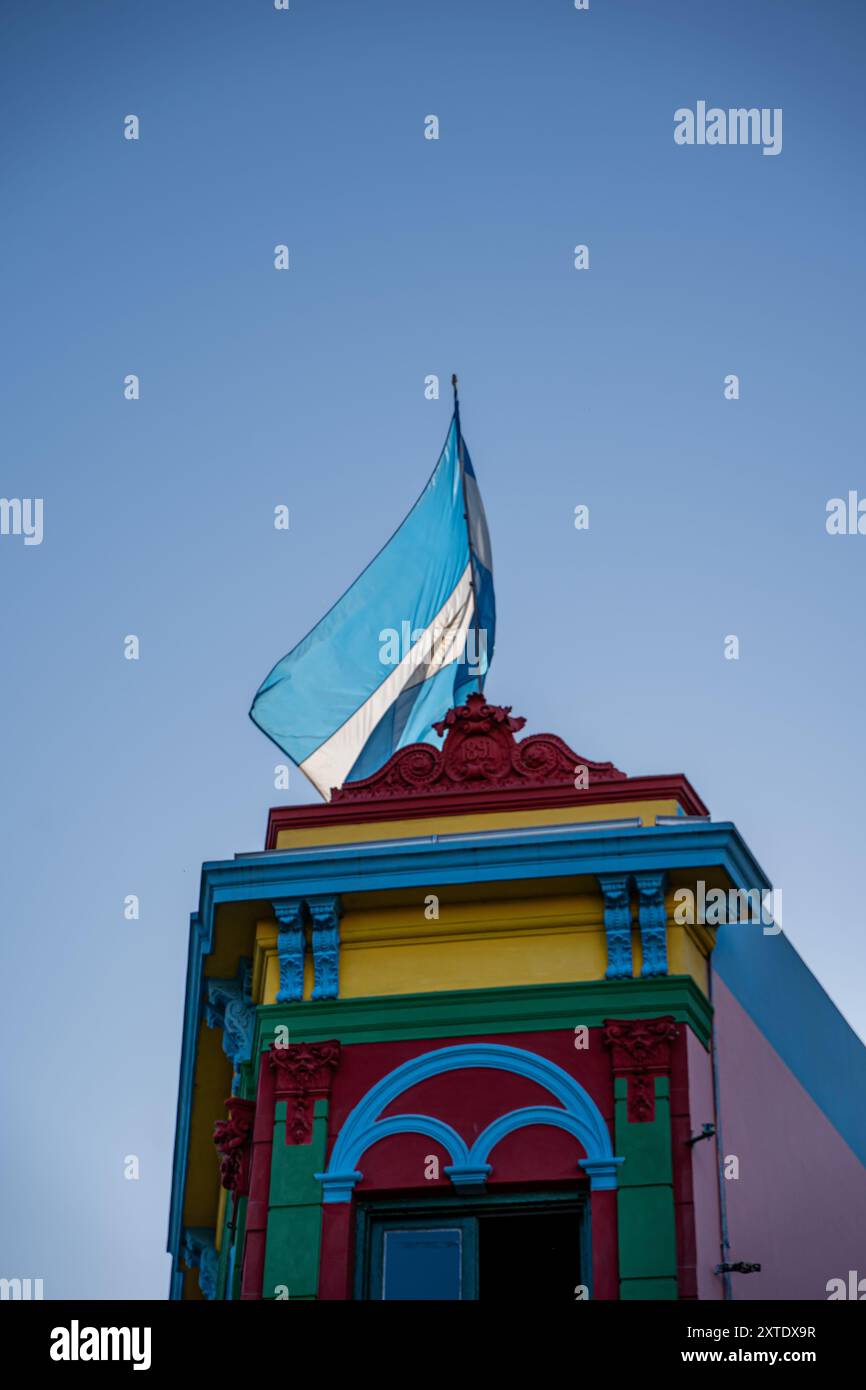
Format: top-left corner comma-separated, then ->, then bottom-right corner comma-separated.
213,1097 -> 256,1195
268,1040 -> 341,1145
602,1016 -> 679,1122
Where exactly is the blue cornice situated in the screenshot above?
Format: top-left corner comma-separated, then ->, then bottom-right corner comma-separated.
166,819 -> 770,1287
203,821 -> 770,910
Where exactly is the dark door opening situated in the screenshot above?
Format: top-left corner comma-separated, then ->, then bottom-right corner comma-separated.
479,1209 -> 582,1300
358,1193 -> 588,1300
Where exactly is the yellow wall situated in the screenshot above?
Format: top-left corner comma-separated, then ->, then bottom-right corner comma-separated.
181,1021 -> 232,1236
273,798 -> 684,850
254,884 -> 714,1004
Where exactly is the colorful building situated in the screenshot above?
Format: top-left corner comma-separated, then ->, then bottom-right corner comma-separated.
168,694 -> 866,1300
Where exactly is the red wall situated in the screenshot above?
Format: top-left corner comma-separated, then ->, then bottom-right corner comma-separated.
311,1026 -> 697,1300
241,1024 -> 703,1299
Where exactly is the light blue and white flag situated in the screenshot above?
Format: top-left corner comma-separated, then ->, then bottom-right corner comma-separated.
249,413 -> 495,799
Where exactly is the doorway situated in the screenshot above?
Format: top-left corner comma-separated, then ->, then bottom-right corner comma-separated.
355,1192 -> 589,1300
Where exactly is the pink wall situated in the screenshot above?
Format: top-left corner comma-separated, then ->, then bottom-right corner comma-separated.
713,972 -> 866,1300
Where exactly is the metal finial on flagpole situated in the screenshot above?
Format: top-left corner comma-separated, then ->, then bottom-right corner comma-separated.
452,373 -> 484,696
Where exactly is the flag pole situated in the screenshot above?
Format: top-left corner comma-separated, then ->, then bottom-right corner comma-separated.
452,373 -> 484,695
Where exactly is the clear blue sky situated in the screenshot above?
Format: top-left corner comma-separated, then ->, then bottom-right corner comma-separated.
2,0 -> 864,1298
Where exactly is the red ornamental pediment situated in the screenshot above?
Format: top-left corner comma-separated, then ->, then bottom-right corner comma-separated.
331,693 -> 626,803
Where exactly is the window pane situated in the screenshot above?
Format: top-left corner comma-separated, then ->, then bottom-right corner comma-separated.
382,1227 -> 463,1301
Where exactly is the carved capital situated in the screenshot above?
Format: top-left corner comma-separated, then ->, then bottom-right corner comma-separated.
213,1097 -> 255,1195
268,1040 -> 341,1144
273,899 -> 305,929
602,1016 -> 678,1122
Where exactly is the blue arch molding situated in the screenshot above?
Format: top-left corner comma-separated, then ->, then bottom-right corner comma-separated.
167,821 -> 770,1291
314,1042 -> 623,1201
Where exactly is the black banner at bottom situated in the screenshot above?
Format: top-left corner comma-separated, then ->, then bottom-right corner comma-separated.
2,1297 -> 862,1375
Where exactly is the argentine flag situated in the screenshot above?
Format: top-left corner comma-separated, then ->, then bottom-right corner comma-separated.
250,412 -> 495,800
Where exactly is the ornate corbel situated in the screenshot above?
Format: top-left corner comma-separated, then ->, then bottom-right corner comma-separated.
602,1016 -> 679,1122
205,960 -> 254,1093
307,894 -> 342,1000
634,870 -> 669,977
213,1096 -> 256,1196
181,1228 -> 219,1300
273,898 -> 306,1002
598,873 -> 634,979
268,1040 -> 341,1144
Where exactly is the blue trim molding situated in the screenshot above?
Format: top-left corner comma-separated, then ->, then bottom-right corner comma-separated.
599,873 -> 634,979
315,1042 -> 622,1201
634,871 -> 669,977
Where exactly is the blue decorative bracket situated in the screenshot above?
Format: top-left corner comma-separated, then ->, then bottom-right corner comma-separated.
598,873 -> 634,979
272,894 -> 342,1002
308,894 -> 342,1000
273,898 -> 306,1002
205,960 -> 254,1093
634,870 -> 669,977
181,1228 -> 218,1300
